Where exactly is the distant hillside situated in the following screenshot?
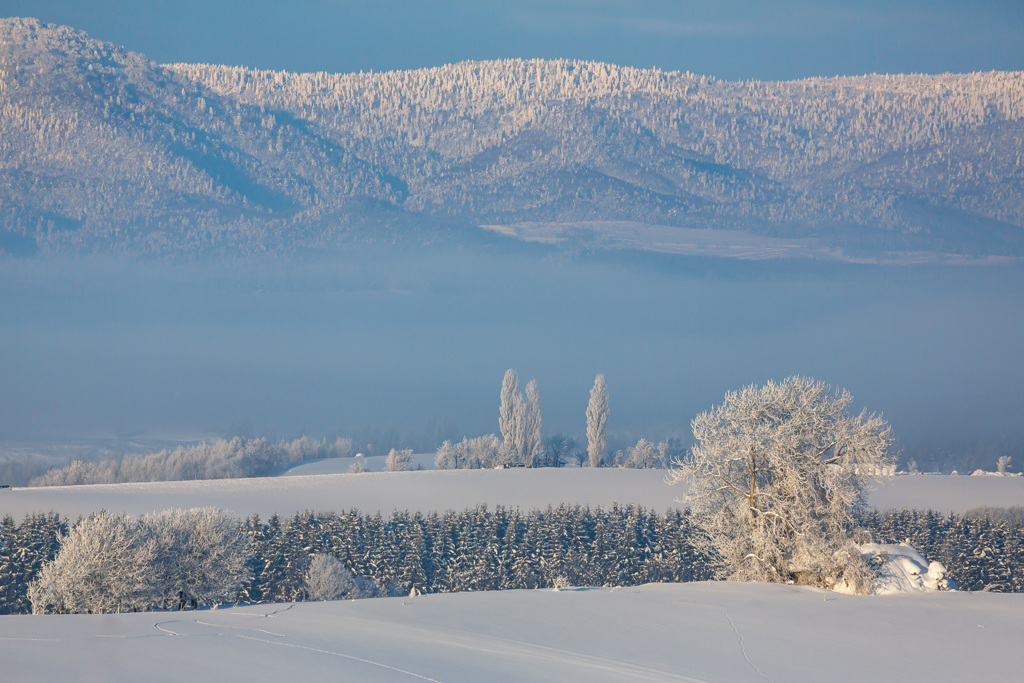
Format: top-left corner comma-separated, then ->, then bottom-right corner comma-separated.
2,17 -> 1023,260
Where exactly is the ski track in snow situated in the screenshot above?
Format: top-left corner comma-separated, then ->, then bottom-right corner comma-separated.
153,620 -> 183,636
234,633 -> 445,682
329,611 -> 707,682
721,609 -> 773,683
194,620 -> 285,637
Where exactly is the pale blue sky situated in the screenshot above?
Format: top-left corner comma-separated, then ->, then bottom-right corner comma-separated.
6,0 -> 1023,80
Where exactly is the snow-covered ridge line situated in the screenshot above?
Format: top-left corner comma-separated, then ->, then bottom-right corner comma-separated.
164,58 -> 1024,108
3,16 -> 1024,258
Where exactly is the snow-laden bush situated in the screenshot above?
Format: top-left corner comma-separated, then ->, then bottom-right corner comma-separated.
305,554 -> 357,601
28,508 -> 251,614
619,438 -> 661,469
669,376 -> 894,592
385,448 -> 414,472
857,542 -> 955,594
435,435 -> 502,469
305,554 -> 377,601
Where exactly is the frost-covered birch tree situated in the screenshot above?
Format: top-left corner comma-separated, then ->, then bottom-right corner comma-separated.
586,374 -> 609,468
667,376 -> 893,592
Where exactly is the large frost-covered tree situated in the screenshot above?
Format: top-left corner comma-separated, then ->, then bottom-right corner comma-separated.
28,511 -> 158,614
586,375 -> 609,468
28,508 -> 251,614
146,507 -> 251,610
668,376 -> 893,592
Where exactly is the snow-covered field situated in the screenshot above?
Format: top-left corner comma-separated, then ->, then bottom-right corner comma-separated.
0,469 -> 674,519
1,469 -> 1021,520
2,468 -> 1021,680
3,581 -> 1021,682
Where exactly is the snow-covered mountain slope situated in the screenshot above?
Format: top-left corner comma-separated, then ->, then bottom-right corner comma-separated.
2,469 -> 1021,520
1,582 -> 1021,682
2,17 -> 1023,260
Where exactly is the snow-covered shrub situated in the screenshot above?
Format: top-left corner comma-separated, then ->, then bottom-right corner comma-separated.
349,459 -> 370,473
552,575 -> 572,591
858,542 -> 955,594
385,448 -> 414,472
305,554 -> 357,601
621,438 -> 661,469
434,435 -> 502,469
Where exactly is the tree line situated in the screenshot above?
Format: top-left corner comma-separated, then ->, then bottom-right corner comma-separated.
29,436 -> 354,487
1,504 -> 1021,614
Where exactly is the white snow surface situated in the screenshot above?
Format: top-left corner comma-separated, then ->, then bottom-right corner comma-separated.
0,470 -> 1021,520
2,582 -> 1021,682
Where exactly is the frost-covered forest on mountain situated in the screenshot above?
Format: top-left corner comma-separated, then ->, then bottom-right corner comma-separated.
2,17 -> 1023,258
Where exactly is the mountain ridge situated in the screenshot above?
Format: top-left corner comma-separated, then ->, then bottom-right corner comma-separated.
2,17 -> 1022,261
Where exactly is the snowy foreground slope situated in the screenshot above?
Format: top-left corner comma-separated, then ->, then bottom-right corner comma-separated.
1,469 -> 1021,520
2,582 -> 1021,682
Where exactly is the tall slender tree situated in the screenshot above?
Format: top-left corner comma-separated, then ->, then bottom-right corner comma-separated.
499,369 -> 522,464
586,374 -> 609,468
524,379 -> 543,467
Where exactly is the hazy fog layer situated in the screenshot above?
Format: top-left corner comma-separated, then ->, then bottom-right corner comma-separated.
1,247 -> 1021,455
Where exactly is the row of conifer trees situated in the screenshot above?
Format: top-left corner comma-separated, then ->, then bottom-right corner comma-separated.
1,506 -> 1021,614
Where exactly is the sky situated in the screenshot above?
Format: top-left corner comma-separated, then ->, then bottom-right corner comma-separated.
5,0 -> 1023,80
